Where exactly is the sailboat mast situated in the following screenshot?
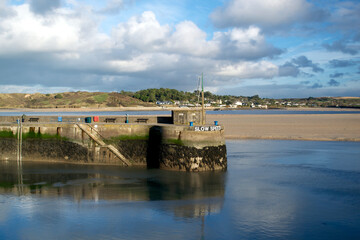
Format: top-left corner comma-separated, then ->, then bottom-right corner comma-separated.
201,73 -> 205,125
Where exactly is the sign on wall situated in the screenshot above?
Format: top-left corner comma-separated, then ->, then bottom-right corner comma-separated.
194,126 -> 221,131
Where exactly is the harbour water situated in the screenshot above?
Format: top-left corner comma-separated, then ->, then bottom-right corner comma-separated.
0,140 -> 360,239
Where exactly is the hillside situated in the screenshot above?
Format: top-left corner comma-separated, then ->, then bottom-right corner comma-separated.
0,92 -> 152,109
0,89 -> 359,109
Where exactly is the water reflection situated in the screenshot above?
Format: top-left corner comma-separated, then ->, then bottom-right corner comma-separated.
0,161 -> 226,219
1,140 -> 360,239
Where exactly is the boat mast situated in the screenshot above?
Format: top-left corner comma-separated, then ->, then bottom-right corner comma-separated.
201,73 -> 205,125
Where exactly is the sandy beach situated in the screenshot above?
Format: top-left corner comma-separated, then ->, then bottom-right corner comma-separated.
206,114 -> 360,141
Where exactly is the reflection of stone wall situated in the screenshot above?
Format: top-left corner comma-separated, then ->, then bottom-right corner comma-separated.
0,161 -> 226,217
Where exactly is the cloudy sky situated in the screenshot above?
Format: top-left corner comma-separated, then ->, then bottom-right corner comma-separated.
0,0 -> 359,98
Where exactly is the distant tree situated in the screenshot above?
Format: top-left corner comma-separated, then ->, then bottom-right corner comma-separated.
54,94 -> 63,99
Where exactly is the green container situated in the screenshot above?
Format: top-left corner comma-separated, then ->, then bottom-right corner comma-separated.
85,117 -> 92,123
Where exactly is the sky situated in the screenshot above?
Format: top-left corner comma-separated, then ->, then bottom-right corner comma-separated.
0,0 -> 359,98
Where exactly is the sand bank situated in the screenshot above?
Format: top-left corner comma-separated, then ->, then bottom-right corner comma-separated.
206,114 -> 360,141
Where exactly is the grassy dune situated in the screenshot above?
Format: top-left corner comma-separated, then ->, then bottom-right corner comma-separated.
0,92 -> 152,109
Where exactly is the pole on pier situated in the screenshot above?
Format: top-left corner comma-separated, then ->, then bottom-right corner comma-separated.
201,73 -> 205,125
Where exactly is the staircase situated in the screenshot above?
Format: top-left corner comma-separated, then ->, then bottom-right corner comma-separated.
76,124 -> 132,166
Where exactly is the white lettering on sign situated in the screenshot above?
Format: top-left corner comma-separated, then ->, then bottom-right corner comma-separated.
194,126 -> 221,131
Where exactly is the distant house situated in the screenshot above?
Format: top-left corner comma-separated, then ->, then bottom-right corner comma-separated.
257,105 -> 268,109
234,101 -> 243,106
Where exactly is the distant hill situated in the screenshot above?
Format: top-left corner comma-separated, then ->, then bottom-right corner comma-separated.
0,92 -> 152,109
0,90 -> 359,109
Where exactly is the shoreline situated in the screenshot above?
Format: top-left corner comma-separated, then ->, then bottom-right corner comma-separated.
0,106 -> 359,113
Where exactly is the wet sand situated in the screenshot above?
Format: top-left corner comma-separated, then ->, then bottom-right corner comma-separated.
206,114 -> 360,141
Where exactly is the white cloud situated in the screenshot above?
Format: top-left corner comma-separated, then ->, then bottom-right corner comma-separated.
0,2 -> 285,94
107,55 -> 151,72
213,26 -> 283,60
165,21 -> 218,57
216,61 -> 278,79
112,13 -> 280,60
0,4 -> 110,54
211,0 -> 314,29
112,11 -> 170,51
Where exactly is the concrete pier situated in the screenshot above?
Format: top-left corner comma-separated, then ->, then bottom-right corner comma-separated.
0,115 -> 227,171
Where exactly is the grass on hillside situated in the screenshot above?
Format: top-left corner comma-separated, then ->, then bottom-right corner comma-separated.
0,91 -> 150,108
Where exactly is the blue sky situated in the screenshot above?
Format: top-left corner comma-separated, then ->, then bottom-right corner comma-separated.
0,0 -> 359,98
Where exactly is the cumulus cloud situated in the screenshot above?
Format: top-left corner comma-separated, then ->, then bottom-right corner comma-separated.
309,83 -> 323,89
278,56 -> 323,77
323,40 -> 359,55
329,59 -> 357,68
329,73 -> 344,78
330,1 -> 360,33
216,61 -> 278,78
328,79 -> 340,87
210,0 -> 325,30
278,62 -> 300,77
0,3 -> 283,93
112,11 -> 170,51
291,56 -> 324,73
112,13 -> 281,60
166,21 -> 219,57
323,2 -> 360,55
212,27 -> 283,60
28,0 -> 61,15
0,3 -> 110,54
0,0 -> 15,18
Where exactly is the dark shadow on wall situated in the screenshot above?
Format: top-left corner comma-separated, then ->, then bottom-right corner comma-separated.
146,126 -> 163,169
157,116 -> 173,124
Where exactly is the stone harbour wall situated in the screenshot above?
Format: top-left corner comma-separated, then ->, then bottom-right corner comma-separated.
0,121 -> 227,171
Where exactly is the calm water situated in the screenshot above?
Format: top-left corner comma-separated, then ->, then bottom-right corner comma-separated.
0,140 -> 360,240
